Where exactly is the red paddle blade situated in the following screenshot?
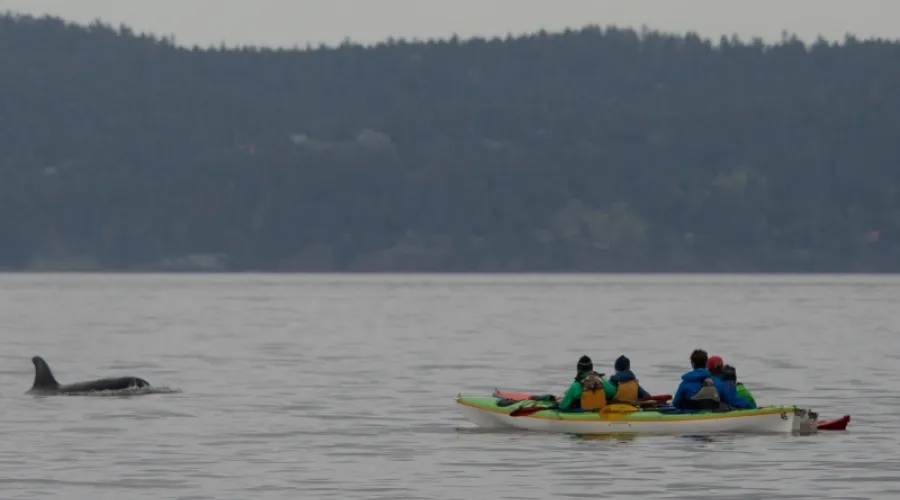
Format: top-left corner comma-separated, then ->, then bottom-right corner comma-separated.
494,390 -> 533,401
817,414 -> 850,431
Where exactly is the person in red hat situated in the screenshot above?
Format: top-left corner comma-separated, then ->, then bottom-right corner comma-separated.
707,355 -> 725,373
707,354 -> 756,406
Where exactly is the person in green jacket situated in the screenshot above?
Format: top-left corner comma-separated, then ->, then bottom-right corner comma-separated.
558,355 -> 617,411
722,364 -> 756,405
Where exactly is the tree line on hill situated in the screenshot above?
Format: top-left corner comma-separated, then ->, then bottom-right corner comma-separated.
1,13 -> 899,271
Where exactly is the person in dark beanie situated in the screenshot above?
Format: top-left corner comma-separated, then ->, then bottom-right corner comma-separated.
721,364 -> 757,406
608,354 -> 652,402
558,355 -> 616,411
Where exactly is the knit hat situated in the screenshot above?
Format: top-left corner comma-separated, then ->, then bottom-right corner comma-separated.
614,355 -> 630,372
577,355 -> 593,372
707,355 -> 724,371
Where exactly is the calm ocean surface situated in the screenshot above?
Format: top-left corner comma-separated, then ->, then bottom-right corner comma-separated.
0,273 -> 896,499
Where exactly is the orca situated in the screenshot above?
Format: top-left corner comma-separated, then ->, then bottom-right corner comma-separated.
28,356 -> 151,394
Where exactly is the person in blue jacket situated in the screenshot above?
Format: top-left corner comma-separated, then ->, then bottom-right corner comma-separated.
672,349 -> 755,410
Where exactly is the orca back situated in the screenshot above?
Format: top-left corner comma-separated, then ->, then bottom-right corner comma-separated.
59,376 -> 150,393
29,356 -> 151,394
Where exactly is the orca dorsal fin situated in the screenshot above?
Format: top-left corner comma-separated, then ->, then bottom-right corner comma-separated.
31,356 -> 61,389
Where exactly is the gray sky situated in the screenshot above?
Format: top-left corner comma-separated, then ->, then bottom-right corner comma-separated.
0,0 -> 896,49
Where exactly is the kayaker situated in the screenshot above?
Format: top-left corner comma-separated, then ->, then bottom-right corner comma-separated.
608,355 -> 651,402
707,355 -> 725,374
708,355 -> 757,406
671,349 -> 755,410
557,355 -> 617,411
722,364 -> 757,406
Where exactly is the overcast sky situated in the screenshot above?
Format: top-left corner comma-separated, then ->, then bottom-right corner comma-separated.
0,0 -> 896,49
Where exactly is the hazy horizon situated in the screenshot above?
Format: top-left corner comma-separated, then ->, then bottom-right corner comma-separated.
1,0 -> 898,49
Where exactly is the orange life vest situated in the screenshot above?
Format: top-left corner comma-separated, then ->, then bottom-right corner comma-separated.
580,372 -> 607,410
613,379 -> 640,402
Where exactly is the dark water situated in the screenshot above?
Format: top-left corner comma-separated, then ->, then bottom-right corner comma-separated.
0,274 -> 896,499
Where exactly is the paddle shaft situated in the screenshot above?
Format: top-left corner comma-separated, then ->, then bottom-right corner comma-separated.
494,390 -> 671,404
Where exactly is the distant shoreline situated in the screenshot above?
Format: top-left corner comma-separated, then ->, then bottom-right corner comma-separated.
3,269 -> 900,275
1,16 -> 898,273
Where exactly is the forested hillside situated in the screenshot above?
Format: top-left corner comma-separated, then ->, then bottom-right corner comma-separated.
1,13 -> 899,271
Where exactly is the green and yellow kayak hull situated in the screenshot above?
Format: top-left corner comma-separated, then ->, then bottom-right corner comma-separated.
455,396 -> 818,435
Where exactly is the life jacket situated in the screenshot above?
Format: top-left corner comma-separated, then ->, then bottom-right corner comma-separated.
579,371 -> 607,410
686,377 -> 727,410
613,379 -> 640,402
